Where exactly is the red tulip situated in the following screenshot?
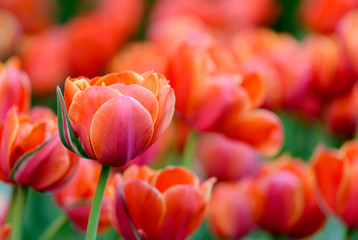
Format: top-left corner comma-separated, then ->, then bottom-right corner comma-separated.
0,58 -> 31,121
257,155 -> 326,238
111,165 -> 215,240
312,141 -> 358,228
208,180 -> 262,239
55,159 -> 114,232
0,107 -> 79,192
196,133 -> 261,181
57,71 -> 175,167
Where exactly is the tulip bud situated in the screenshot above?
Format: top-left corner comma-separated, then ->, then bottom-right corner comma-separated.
57,71 -> 175,167
0,107 -> 79,192
111,165 -> 215,240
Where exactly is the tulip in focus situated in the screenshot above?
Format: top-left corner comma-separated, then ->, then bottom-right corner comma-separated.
0,58 -> 31,121
312,141 -> 358,228
208,180 -> 262,239
112,165 -> 215,240
257,155 -> 326,238
0,107 -> 79,192
57,70 -> 175,167
55,159 -> 113,233
196,133 -> 261,181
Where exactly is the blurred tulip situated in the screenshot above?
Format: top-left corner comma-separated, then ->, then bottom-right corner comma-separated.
299,0 -> 358,32
231,29 -> 312,109
257,155 -> 326,238
312,141 -> 358,228
196,133 -> 261,181
0,58 -> 30,122
55,159 -> 113,232
208,180 -> 262,239
0,107 -> 79,192
304,34 -> 353,99
0,0 -> 57,33
0,10 -> 22,60
325,84 -> 358,137
168,43 -> 283,156
111,165 -> 215,240
57,71 -> 175,167
108,42 -> 169,75
337,9 -> 358,77
151,0 -> 279,35
20,28 -> 70,95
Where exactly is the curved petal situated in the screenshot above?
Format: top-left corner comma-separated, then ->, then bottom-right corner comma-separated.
311,145 -> 343,212
68,86 -> 121,135
221,109 -> 283,156
64,77 -> 91,108
110,83 -> 159,123
90,96 -> 154,167
92,71 -> 142,86
152,166 -> 198,193
241,73 -> 267,108
159,185 -> 206,240
123,180 -> 165,239
151,86 -> 175,143
140,71 -> 159,96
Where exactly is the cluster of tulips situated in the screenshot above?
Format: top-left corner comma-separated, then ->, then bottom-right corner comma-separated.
1,0 -> 358,239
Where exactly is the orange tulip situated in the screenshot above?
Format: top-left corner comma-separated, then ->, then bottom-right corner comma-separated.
337,10 -> 358,77
299,0 -> 358,32
208,180 -> 262,239
57,71 -> 175,167
111,165 -> 215,240
168,43 -> 283,156
325,84 -> 358,137
0,107 -> 79,192
196,133 -> 261,181
312,141 -> 358,228
55,159 -> 114,232
257,155 -> 326,238
0,58 -> 31,121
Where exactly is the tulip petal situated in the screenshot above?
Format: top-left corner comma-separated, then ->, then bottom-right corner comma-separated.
241,73 -> 267,108
90,96 -> 154,167
152,166 -> 198,193
92,71 -> 142,86
151,86 -> 175,143
56,87 -> 92,159
311,145 -> 343,211
159,185 -> 206,240
113,183 -> 141,240
110,83 -> 159,123
64,77 -> 91,108
123,180 -> 165,239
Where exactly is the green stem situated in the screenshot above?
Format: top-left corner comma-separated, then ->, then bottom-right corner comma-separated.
346,227 -> 354,240
6,186 -> 18,223
10,186 -> 28,240
39,213 -> 68,240
86,165 -> 111,240
182,131 -> 198,169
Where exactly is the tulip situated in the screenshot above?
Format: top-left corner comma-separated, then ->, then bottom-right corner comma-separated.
111,165 -> 215,240
196,133 -> 261,181
57,70 -> 175,167
0,107 -> 79,192
168,43 -> 283,156
208,180 -> 262,239
299,0 -> 358,32
312,141 -> 358,229
337,9 -> 358,77
0,58 -> 31,121
257,155 -> 326,238
0,10 -> 22,60
55,159 -> 114,233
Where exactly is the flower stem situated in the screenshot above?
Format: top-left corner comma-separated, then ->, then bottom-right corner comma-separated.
182,131 -> 198,169
6,186 -> 18,224
346,227 -> 354,240
10,186 -> 28,240
39,213 -> 68,240
86,165 -> 111,240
